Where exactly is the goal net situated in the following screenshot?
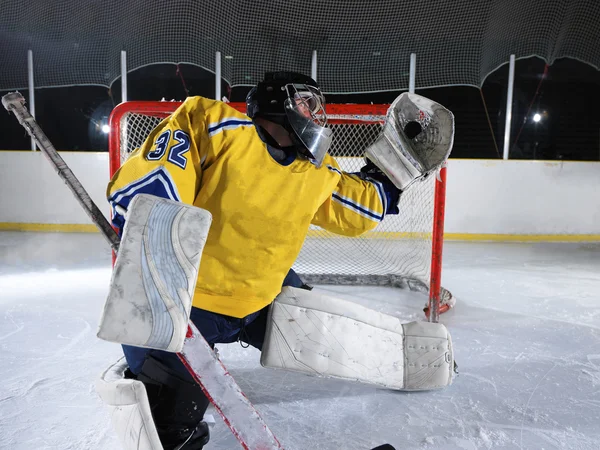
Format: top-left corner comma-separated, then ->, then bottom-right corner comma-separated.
108,101 -> 451,315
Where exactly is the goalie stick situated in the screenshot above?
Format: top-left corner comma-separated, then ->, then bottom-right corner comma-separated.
1,93 -> 120,254
2,91 -> 282,450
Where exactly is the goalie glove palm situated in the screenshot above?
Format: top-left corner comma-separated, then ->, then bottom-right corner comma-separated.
365,93 -> 454,191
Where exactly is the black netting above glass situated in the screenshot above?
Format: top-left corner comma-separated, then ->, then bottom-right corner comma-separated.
1,0 -> 599,92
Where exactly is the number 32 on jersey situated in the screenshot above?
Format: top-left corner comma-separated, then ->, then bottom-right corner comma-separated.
146,129 -> 190,169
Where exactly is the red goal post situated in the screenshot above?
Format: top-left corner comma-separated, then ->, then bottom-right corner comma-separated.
108,101 -> 450,321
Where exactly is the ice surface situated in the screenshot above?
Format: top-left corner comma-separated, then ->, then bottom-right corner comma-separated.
0,232 -> 599,449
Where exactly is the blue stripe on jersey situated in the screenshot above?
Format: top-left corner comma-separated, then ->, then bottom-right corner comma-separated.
365,177 -> 387,216
326,164 -> 342,176
108,167 -> 180,230
208,119 -> 253,137
331,192 -> 384,222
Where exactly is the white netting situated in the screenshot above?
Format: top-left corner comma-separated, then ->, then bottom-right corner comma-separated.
1,0 -> 599,92
113,105 -> 448,298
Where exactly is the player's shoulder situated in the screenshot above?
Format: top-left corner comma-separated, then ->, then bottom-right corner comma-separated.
322,154 -> 342,174
182,96 -> 249,121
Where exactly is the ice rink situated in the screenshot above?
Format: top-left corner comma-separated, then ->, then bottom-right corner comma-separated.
0,231 -> 599,450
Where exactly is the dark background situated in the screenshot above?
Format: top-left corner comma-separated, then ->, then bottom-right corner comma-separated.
2,57 -> 599,160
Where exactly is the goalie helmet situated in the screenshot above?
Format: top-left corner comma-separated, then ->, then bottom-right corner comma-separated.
246,71 -> 333,167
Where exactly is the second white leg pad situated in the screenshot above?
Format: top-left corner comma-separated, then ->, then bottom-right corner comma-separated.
261,287 -> 454,391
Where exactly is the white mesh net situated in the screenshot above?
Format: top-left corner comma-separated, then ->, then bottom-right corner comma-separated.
112,103 -> 450,299
1,0 -> 599,92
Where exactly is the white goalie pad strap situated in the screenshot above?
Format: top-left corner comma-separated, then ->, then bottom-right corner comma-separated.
365,92 -> 454,190
261,287 -> 454,391
96,358 -> 163,450
97,194 -> 212,352
401,321 -> 454,390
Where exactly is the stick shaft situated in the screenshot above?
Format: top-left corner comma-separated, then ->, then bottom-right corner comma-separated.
2,92 -> 120,253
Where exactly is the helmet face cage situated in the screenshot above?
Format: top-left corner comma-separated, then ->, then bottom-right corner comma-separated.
246,72 -> 333,167
284,83 -> 327,126
282,83 -> 332,167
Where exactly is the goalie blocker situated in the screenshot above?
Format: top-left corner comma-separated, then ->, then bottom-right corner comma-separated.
261,287 -> 454,391
97,193 -> 212,352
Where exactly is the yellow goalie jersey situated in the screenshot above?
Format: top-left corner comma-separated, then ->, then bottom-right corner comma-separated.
108,96 -> 387,318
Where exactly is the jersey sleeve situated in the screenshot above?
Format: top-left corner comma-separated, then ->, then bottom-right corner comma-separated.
311,163 -> 387,237
106,98 -> 207,231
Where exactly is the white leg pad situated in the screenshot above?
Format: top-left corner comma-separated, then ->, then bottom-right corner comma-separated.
95,358 -> 163,450
97,194 -> 212,352
261,287 -> 454,391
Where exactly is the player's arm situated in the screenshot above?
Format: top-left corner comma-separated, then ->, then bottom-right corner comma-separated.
106,98 -> 207,232
311,159 -> 401,237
